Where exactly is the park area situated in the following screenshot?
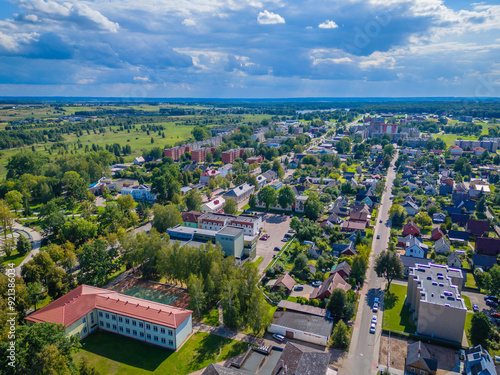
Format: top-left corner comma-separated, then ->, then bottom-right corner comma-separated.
73,331 -> 248,375
111,277 -> 190,309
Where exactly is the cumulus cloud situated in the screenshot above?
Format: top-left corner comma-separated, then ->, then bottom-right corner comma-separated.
318,20 -> 338,29
182,18 -> 196,27
257,10 -> 285,24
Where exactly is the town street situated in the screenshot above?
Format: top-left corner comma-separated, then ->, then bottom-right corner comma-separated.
340,149 -> 399,375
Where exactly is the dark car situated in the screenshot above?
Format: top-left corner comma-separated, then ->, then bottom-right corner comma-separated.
473,304 -> 479,312
486,299 -> 499,308
485,296 -> 499,303
274,246 -> 281,251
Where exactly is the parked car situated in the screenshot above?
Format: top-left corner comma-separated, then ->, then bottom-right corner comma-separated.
473,304 -> 479,312
312,281 -> 322,286
486,299 -> 499,307
370,323 -> 376,334
376,234 -> 380,239
260,236 -> 268,241
485,296 -> 499,303
491,313 -> 500,319
281,238 -> 288,242
379,220 -> 382,223
288,229 -> 295,233
373,302 -> 379,312
372,315 -> 377,324
274,246 -> 281,251
273,334 -> 285,342
294,286 -> 304,291
374,297 -> 379,304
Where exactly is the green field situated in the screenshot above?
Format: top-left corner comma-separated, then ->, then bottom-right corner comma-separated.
434,134 -> 479,147
2,248 -> 28,268
74,331 -> 248,375
382,284 -> 416,334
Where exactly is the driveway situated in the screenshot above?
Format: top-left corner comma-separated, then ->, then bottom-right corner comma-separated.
290,284 -> 316,298
256,213 -> 291,274
462,289 -> 494,315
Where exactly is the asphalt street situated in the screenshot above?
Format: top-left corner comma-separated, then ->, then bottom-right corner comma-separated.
341,150 -> 399,375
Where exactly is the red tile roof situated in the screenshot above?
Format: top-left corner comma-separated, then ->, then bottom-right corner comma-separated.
25,285 -> 192,329
274,272 -> 296,292
181,211 -> 203,223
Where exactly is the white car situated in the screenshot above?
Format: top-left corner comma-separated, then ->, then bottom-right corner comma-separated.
312,281 -> 322,286
370,323 -> 376,334
372,315 -> 377,324
273,334 -> 285,342
373,302 -> 379,312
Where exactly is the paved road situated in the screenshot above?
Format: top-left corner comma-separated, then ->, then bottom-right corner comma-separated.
341,150 -> 399,375
14,222 -> 43,277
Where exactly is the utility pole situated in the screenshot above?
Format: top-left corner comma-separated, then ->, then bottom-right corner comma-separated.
387,331 -> 391,372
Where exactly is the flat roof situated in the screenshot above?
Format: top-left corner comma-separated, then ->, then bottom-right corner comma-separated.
273,311 -> 333,339
167,225 -> 216,237
217,226 -> 244,237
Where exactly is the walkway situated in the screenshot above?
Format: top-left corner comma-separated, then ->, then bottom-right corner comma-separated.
192,322 -> 277,348
14,222 -> 43,277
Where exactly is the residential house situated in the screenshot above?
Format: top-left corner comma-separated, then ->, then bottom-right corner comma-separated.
200,198 -> 225,214
121,184 -> 156,202
404,236 -> 429,259
472,253 -> 497,270
450,213 -> 470,225
402,201 -> 419,216
432,212 -> 446,223
439,183 -> 453,195
464,345 -> 496,375
469,180 -> 491,199
218,163 -> 233,178
431,227 -> 444,241
435,237 -> 451,255
425,185 -> 438,195
455,200 -> 475,213
466,219 -> 490,237
340,221 -> 367,232
441,177 -> 454,186
310,273 -> 352,301
181,211 -> 202,228
403,221 -> 421,237
447,252 -> 462,269
200,169 -> 220,184
475,237 -> 500,256
330,261 -> 351,280
295,195 -> 308,213
452,183 -> 469,202
256,174 -> 267,189
133,156 -> 145,165
448,230 -> 470,242
405,341 -> 438,375
25,285 -> 193,350
349,204 -> 371,223
449,145 -> 463,156
273,272 -> 295,294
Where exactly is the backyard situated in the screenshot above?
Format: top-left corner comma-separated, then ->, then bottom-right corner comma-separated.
73,331 -> 248,375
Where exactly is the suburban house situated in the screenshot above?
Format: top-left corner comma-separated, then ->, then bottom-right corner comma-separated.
200,198 -> 225,214
435,237 -> 451,255
133,156 -> 145,165
472,254 -> 497,270
447,252 -> 462,269
224,183 -> 255,203
432,212 -> 446,223
295,195 -> 308,213
431,227 -> 444,241
181,211 -> 202,228
349,204 -> 371,223
402,201 -> 419,216
449,145 -> 463,156
200,169 -> 220,184
466,219 -> 490,237
340,220 -> 367,232
330,261 -> 351,280
475,237 -> 500,256
273,273 -> 295,294
121,184 -> 156,202
404,236 -> 428,259
310,273 -> 351,301
407,264 -> 466,343
403,221 -> 421,237
464,345 -> 496,375
450,213 -> 470,225
25,285 -> 193,350
405,341 -> 438,375
448,230 -> 470,242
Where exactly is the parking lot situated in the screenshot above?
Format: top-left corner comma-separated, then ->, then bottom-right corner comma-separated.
255,213 -> 292,273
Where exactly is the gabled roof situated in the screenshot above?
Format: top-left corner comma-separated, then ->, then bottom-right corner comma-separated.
466,219 -> 490,236
274,272 -> 295,291
406,341 -> 438,373
271,343 -> 331,375
331,261 -> 351,277
311,273 -> 351,299
25,285 -> 192,329
475,237 -> 500,256
431,227 -> 444,238
403,221 -> 420,233
448,230 -> 470,241
181,210 -> 203,223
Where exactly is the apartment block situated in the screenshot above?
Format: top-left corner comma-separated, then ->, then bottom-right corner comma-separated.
407,264 -> 466,343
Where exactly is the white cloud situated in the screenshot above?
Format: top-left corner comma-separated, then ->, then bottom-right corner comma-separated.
133,76 -> 150,82
318,20 -> 338,29
182,18 -> 196,27
257,10 -> 285,25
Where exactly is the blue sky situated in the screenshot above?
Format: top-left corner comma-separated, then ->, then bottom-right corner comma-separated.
0,0 -> 499,98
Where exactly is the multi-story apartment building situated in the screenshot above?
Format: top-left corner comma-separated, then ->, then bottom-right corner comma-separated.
25,285 -> 193,350
198,212 -> 236,231
164,145 -> 191,160
407,264 -> 466,343
224,183 -> 255,203
228,214 -> 262,236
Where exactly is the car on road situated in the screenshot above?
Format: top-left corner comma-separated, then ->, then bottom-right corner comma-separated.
373,302 -> 379,312
273,334 -> 285,342
473,304 -> 479,312
294,286 -> 304,291
374,297 -> 379,304
372,315 -> 377,324
379,220 -> 382,223
486,299 -> 499,307
281,238 -> 288,242
370,323 -> 376,334
274,246 -> 281,251
288,229 -> 295,234
485,296 -> 499,303
312,281 -> 322,286
376,234 -> 380,239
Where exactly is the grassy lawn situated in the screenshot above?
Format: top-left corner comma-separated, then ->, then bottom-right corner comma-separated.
465,272 -> 479,289
74,331 -> 248,375
254,257 -> 264,267
202,308 -> 220,327
382,284 -> 416,334
2,249 -> 28,268
464,312 -> 473,346
435,134 -> 479,147
462,295 -> 472,310
286,296 -> 298,303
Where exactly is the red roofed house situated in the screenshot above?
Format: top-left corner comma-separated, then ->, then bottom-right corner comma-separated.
475,237 -> 500,256
273,272 -> 296,294
403,221 -> 421,237
310,273 -> 352,301
466,219 -> 490,237
431,227 -> 444,241
449,145 -> 463,156
474,147 -> 486,156
24,285 -> 193,350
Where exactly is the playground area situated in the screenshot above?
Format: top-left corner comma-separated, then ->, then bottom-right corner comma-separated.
111,276 -> 190,309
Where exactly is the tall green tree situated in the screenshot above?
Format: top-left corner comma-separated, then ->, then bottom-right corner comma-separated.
375,250 -> 404,290
16,235 -> 32,256
77,239 -> 119,287
277,186 -> 295,210
184,189 -> 203,212
304,194 -> 324,221
327,289 -> 346,320
188,274 -> 206,318
470,312 -> 493,348
223,199 -> 238,215
152,204 -> 182,232
258,186 -> 277,210
4,190 -> 23,213
330,320 -> 350,349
